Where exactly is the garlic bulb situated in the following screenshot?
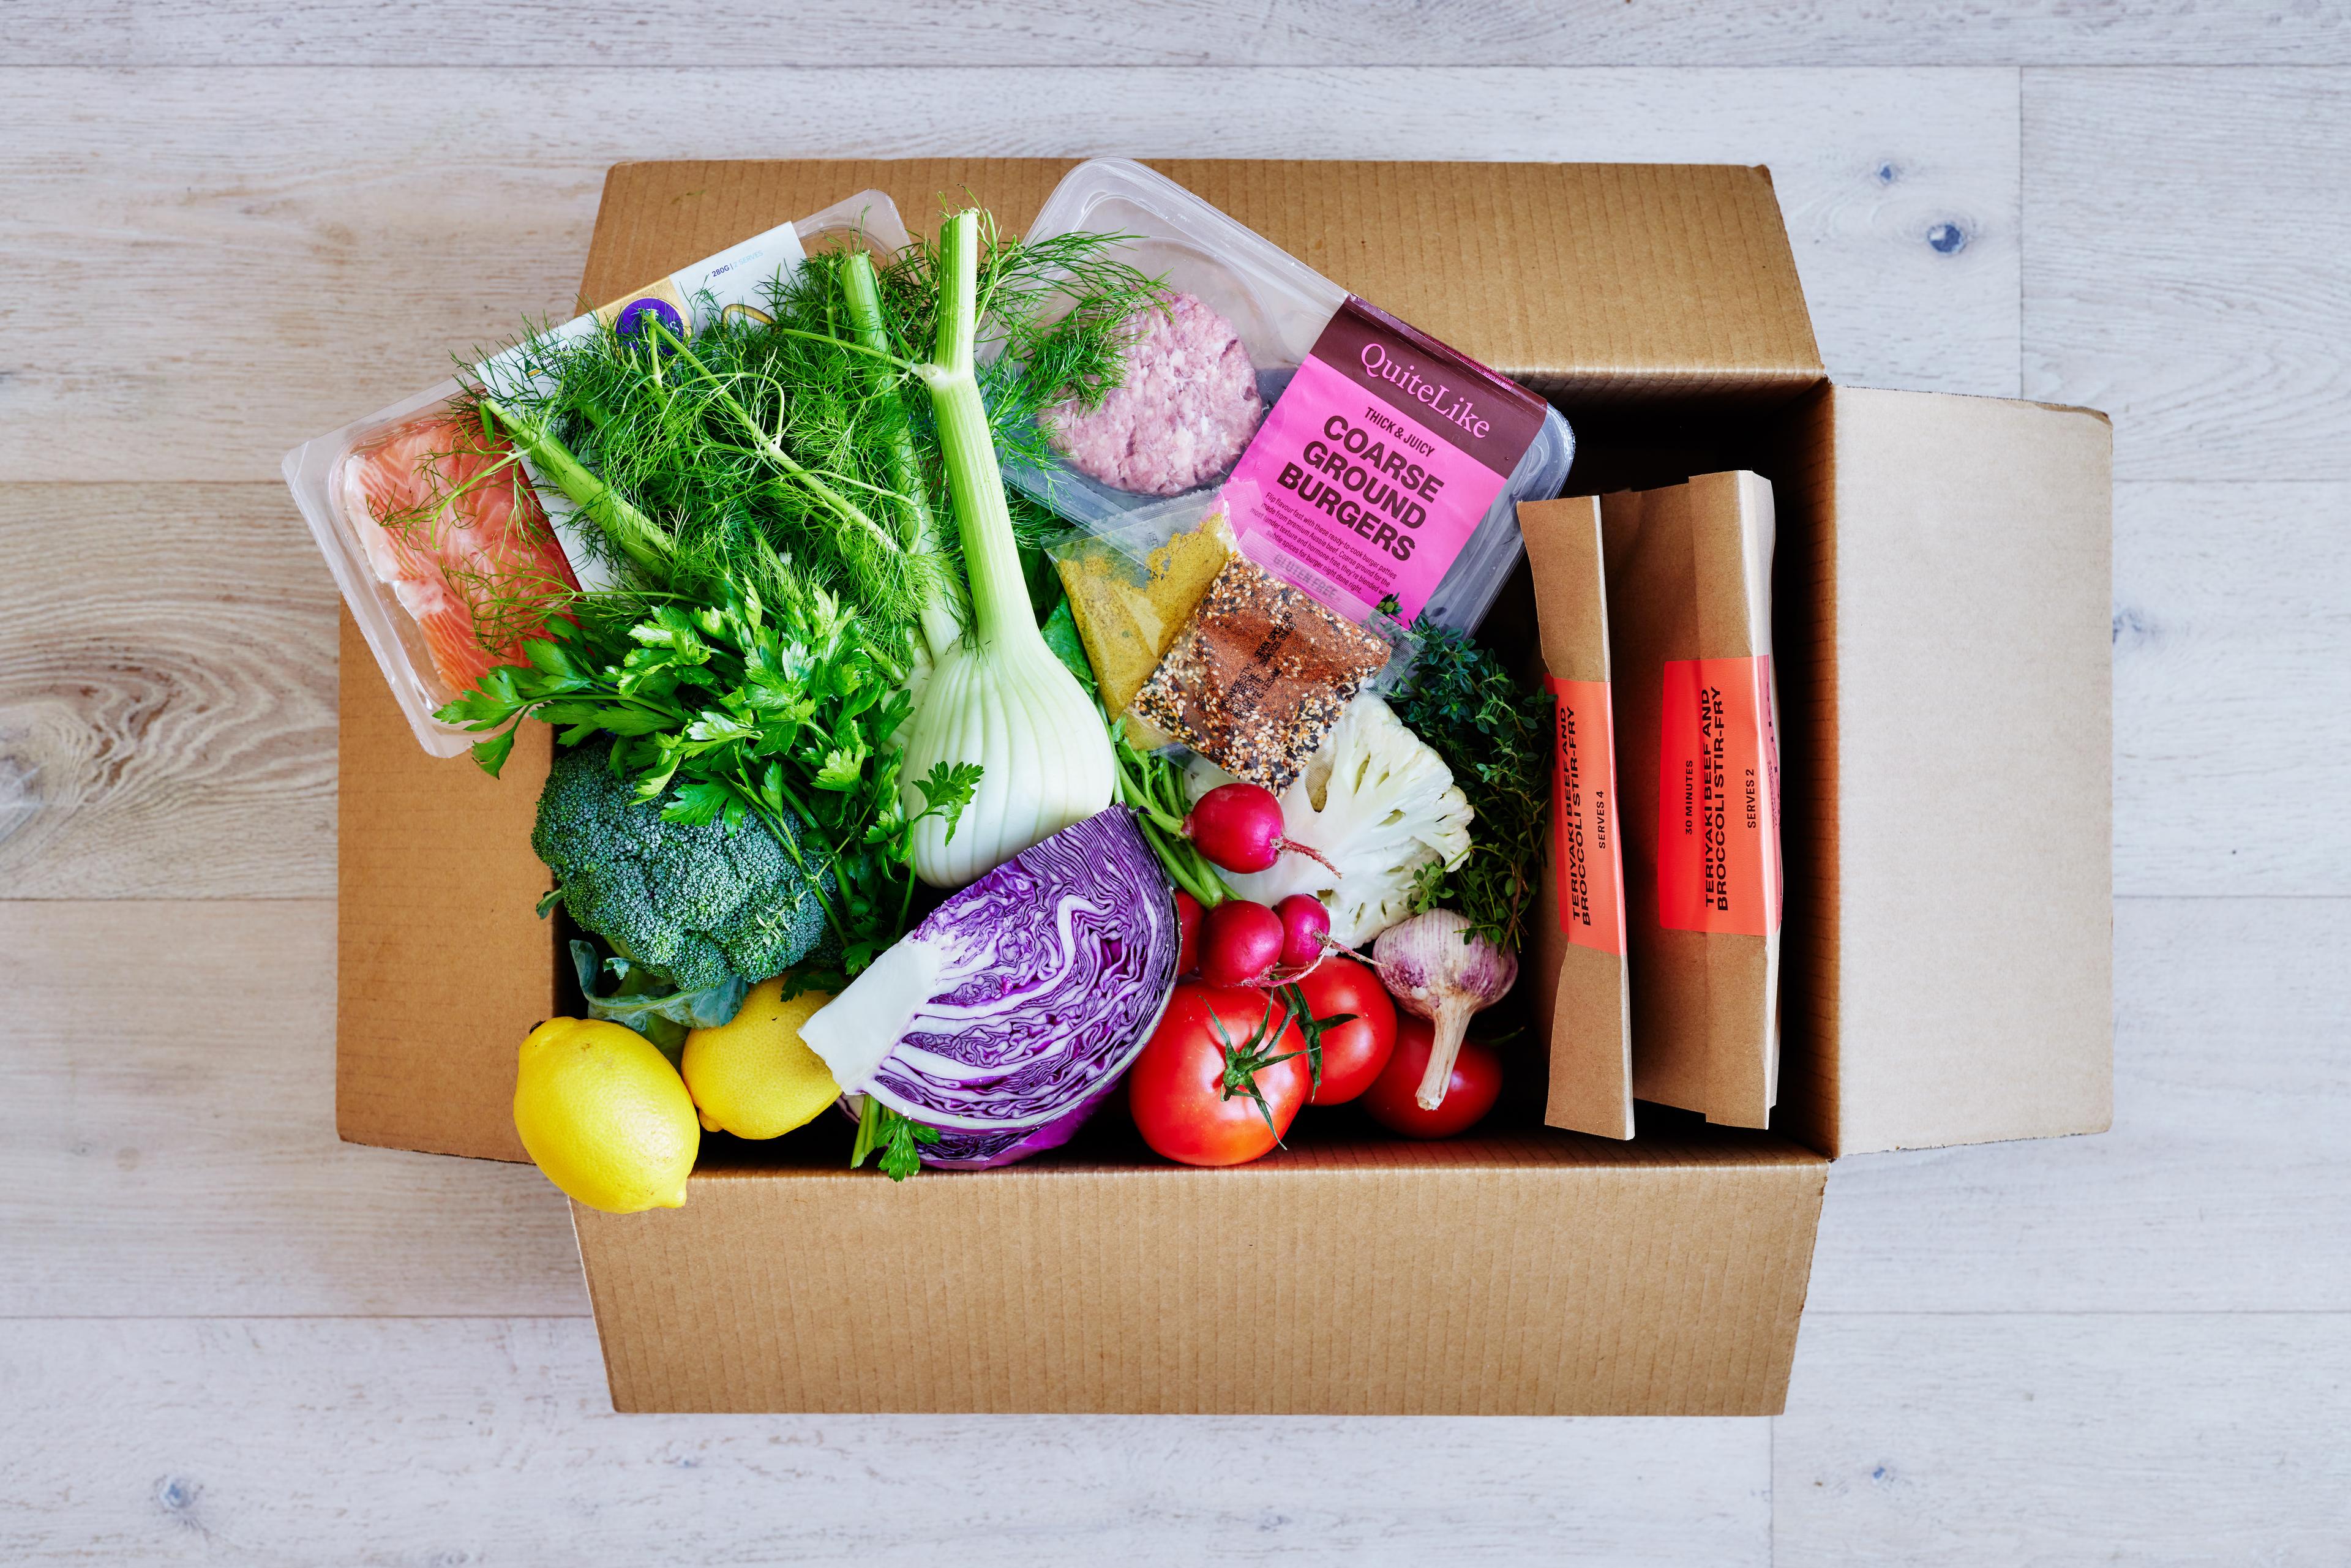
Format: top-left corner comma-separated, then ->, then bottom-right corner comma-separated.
1371,909 -> 1519,1109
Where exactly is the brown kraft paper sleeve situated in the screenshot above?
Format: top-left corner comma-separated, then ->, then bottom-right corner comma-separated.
1599,471 -> 1781,1130
1517,497 -> 1635,1141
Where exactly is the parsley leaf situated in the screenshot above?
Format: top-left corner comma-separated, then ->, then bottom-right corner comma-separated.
877,1112 -> 942,1181
849,1095 -> 941,1182
911,759 -> 986,842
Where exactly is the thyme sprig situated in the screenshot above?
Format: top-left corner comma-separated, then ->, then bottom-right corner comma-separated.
1389,620 -> 1554,955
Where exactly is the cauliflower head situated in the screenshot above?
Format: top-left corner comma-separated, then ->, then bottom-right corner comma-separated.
1186,693 -> 1472,948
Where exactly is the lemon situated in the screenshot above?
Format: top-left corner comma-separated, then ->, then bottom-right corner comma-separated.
681,978 -> 839,1139
512,1017 -> 699,1213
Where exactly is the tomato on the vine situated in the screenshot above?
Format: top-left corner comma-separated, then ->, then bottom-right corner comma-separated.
1359,1016 -> 1502,1139
1128,983 -> 1310,1166
1284,954 -> 1397,1105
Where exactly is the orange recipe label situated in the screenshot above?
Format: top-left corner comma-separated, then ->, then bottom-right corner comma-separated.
1548,675 -> 1626,957
1656,656 -> 1782,936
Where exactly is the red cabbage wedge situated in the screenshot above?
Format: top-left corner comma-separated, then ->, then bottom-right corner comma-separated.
801,807 -> 1178,1155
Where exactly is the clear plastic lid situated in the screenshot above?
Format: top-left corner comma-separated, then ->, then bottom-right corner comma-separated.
282,190 -> 913,757
1011,158 -> 1573,635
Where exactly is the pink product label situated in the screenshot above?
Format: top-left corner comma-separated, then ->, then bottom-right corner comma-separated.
1220,298 -> 1547,625
1656,655 -> 1782,937
1548,676 -> 1626,958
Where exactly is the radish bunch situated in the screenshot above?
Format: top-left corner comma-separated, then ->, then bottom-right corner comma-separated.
1169,783 -> 1337,988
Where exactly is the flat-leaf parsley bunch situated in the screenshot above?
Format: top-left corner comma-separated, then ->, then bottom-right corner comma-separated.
442,577 -> 978,978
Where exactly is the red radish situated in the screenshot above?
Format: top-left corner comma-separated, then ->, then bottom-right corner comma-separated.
1198,899 -> 1284,988
1172,890 -> 1204,978
1274,893 -> 1330,971
1183,782 -> 1338,876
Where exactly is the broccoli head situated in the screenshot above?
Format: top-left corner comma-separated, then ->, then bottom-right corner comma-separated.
533,739 -> 834,992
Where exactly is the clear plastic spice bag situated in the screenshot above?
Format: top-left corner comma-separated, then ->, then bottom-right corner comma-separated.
1050,495 -> 1237,741
1130,548 -> 1392,792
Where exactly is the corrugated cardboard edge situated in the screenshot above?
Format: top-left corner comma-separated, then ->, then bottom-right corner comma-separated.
576,1131 -> 1827,1416
1801,386 -> 2113,1155
336,609 -> 551,1162
1518,496 -> 1636,1139
1600,474 -> 1780,1130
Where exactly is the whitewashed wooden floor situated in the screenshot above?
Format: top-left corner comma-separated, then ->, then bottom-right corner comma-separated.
6,6 -> 2349,1562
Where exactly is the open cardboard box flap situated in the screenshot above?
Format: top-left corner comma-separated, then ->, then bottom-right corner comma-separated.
1771,385 -> 2113,1155
337,612 -> 546,1163
574,1128 -> 1822,1416
329,159 -> 2112,1414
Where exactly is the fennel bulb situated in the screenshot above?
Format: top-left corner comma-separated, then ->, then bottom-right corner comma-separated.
901,210 -> 1114,887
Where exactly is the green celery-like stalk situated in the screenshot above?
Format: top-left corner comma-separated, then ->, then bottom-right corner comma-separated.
917,212 -> 1031,646
858,208 -> 1116,889
479,396 -> 674,578
839,252 -> 964,661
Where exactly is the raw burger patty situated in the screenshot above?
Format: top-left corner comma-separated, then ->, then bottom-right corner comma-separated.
1045,292 -> 1264,496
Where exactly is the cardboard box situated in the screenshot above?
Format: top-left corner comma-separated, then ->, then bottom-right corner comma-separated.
334,159 -> 2112,1416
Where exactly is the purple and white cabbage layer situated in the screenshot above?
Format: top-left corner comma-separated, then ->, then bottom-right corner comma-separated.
801,807 -> 1177,1135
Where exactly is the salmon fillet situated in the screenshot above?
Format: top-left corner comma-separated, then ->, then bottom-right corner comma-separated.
340,409 -> 579,692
